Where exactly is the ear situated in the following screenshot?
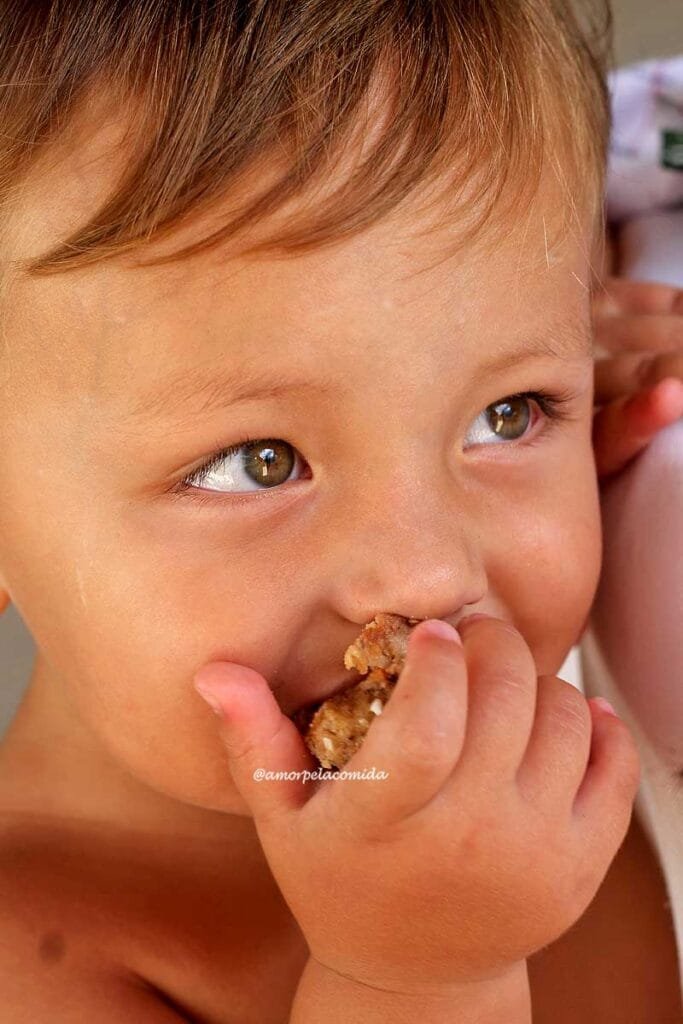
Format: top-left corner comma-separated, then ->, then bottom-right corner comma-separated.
0,583 -> 10,615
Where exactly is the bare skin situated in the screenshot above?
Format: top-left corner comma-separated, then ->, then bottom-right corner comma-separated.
529,810 -> 683,1024
0,642 -> 678,1022
0,101 -> 680,1019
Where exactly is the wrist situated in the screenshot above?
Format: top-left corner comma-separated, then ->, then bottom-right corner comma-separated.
291,956 -> 531,1024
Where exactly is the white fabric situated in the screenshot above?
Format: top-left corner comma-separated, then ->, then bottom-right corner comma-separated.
607,56 -> 683,222
618,209 -> 683,289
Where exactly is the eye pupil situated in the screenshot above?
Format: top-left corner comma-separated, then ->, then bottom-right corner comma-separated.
487,396 -> 530,439
244,439 -> 295,486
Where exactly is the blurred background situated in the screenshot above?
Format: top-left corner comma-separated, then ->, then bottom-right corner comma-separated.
615,0 -> 682,63
2,0 -> 683,739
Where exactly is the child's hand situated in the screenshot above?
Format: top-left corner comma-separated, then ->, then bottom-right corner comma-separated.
592,277 -> 683,478
194,615 -> 640,996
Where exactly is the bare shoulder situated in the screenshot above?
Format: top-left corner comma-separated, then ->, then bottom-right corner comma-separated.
0,811 -> 307,1023
0,813 -> 192,1021
0,937 -> 188,1022
528,811 -> 683,1024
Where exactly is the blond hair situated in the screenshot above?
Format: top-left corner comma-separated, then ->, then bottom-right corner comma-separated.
0,1 -> 612,277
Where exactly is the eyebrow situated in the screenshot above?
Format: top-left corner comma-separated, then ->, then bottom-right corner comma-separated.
129,367 -> 340,420
128,318 -> 592,421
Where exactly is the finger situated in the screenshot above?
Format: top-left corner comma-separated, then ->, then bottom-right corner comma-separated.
594,351 -> 683,403
593,378 -> 683,478
514,675 -> 592,813
572,699 -> 641,841
339,619 -> 467,829
194,662 -> 316,822
592,277 -> 683,319
451,614 -> 537,784
593,313 -> 683,354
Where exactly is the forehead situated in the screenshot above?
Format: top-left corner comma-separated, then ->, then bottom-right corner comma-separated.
1,110 -> 592,411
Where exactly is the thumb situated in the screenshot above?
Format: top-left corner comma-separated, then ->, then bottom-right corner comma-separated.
193,661 -> 317,822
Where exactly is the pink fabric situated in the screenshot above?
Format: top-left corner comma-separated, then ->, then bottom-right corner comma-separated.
582,422 -> 683,987
589,421 -> 683,770
580,55 -> 683,982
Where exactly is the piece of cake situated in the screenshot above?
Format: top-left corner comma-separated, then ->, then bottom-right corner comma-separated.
299,613 -> 421,769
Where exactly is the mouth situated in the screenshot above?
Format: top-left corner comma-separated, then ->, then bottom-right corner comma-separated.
284,672 -> 364,730
283,612 -> 459,732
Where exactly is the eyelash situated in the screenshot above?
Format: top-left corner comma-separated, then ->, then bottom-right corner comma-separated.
169,388 -> 576,503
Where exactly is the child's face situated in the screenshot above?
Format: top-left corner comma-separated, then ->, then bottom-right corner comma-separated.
0,126 -> 600,817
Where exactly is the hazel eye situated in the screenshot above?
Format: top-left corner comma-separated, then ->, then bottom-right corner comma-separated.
240,439 -> 297,486
463,395 -> 535,447
181,438 -> 307,493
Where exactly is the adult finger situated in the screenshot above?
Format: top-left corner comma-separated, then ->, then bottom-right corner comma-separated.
594,351 -> 683,403
593,313 -> 683,354
593,379 -> 683,479
592,277 -> 683,318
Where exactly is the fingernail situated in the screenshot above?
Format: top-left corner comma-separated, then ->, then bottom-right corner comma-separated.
591,696 -> 618,718
194,681 -> 225,716
419,619 -> 462,645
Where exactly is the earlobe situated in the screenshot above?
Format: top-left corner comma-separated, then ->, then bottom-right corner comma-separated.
0,588 -> 10,615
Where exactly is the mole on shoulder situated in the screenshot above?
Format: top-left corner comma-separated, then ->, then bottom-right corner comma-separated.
38,929 -> 66,964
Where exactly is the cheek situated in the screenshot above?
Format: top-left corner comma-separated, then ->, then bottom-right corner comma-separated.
77,561 -> 297,814
5,505 -> 299,815
487,462 -> 602,675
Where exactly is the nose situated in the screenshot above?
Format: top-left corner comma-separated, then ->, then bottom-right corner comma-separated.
326,469 -> 487,625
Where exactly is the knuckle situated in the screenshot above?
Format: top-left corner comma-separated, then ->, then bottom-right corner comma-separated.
222,733 -> 257,763
546,685 -> 591,741
479,652 -> 535,701
225,717 -> 284,765
489,657 -> 533,693
393,720 -> 453,769
470,641 -> 534,690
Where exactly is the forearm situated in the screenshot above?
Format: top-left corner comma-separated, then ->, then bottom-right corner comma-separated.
290,957 -> 532,1024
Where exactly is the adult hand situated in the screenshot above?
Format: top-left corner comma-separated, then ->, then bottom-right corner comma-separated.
592,277 -> 683,478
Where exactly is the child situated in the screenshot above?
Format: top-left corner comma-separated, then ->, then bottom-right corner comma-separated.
0,2 -> 681,1021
